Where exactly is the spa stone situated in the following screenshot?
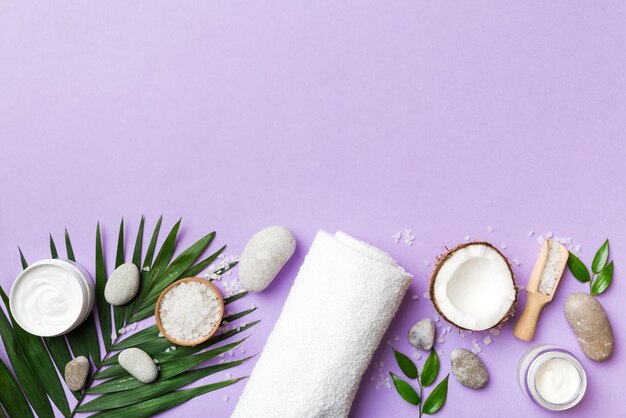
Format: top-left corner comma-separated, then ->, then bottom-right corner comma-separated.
64,356 -> 89,391
408,318 -> 435,351
118,348 -> 158,384
239,226 -> 296,292
450,348 -> 488,389
105,262 -> 140,306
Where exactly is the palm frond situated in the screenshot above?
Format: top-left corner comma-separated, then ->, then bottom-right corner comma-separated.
0,217 -> 256,416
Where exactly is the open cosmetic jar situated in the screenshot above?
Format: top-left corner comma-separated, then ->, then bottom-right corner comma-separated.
10,259 -> 95,337
517,344 -> 587,411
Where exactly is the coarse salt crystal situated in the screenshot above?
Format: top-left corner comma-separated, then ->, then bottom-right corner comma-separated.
513,258 -> 521,266
464,235 -> 470,241
412,294 -> 419,300
528,230 -> 534,237
487,225 -> 494,232
158,281 -> 222,344
501,243 -> 507,249
483,336 -> 493,345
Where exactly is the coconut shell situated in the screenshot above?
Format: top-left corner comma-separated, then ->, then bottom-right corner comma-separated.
428,241 -> 519,331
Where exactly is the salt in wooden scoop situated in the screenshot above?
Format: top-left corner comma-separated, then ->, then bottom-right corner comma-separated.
514,239 -> 569,341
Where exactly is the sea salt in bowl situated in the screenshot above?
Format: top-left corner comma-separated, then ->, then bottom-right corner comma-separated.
155,277 -> 224,346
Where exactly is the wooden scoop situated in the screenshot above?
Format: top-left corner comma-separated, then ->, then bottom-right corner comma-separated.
514,240 -> 569,342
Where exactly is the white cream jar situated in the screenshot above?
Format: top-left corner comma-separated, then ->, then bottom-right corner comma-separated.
517,345 -> 586,411
10,259 -> 95,336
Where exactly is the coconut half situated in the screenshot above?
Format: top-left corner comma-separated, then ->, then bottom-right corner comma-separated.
429,242 -> 517,331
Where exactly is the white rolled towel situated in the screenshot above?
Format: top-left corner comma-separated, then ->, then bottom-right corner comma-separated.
232,231 -> 412,418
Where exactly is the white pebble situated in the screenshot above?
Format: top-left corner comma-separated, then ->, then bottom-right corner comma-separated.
239,226 -> 296,292
105,263 -> 140,306
118,348 -> 158,383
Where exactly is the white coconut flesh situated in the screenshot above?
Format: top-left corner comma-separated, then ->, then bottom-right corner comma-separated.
432,244 -> 516,331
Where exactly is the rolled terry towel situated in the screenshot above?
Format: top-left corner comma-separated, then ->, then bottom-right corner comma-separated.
232,231 -> 412,418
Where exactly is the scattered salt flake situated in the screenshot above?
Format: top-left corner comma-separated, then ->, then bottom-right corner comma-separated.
489,328 -> 501,336
438,336 -> 445,344
513,258 -> 521,266
219,353 -> 225,358
412,294 -> 419,300
446,326 -> 451,332
434,314 -> 440,322
158,332 -> 164,338
219,359 -> 225,364
240,347 -> 246,354
424,260 -> 431,266
392,231 -> 402,244
413,351 -> 422,360
228,349 -> 234,356
546,231 -> 553,238
165,348 -> 170,353
484,336 -> 493,345
528,230 -> 534,237
153,359 -> 159,364
487,225 -> 494,232
501,243 -> 507,249
537,236 -> 545,244
118,327 -> 126,334
464,235 -> 470,241
574,244 -> 582,254
224,395 -> 229,402
110,331 -> 117,340
472,348 -> 479,355
519,283 -> 525,290
394,336 -> 399,342
370,375 -> 375,381
386,340 -> 392,346
423,292 -> 431,300
437,350 -> 444,357
142,266 -> 150,272
225,372 -> 231,379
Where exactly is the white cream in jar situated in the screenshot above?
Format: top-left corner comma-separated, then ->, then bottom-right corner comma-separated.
517,345 -> 586,411
10,259 -> 95,337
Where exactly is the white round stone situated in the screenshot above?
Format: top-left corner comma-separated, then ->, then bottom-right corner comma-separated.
105,263 -> 140,306
118,348 -> 158,384
239,226 -> 296,292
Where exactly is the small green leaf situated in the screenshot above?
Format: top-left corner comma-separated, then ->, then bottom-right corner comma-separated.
113,219 -> 126,336
390,372 -> 420,406
567,252 -> 590,283
591,261 -> 614,295
124,215 -> 145,324
420,350 -> 440,387
592,239 -> 609,274
393,349 -> 417,379
422,375 -> 449,415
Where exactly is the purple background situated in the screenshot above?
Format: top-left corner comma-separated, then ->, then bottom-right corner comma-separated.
1,1 -> 625,417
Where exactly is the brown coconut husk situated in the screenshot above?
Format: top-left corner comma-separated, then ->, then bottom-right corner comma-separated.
428,241 -> 519,331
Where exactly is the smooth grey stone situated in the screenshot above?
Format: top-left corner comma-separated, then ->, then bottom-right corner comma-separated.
408,318 -> 435,351
564,292 -> 614,361
64,356 -> 89,391
118,348 -> 158,384
239,226 -> 296,292
450,348 -> 488,389
105,262 -> 140,306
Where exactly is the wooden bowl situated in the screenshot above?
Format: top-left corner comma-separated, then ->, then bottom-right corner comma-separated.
155,277 -> 225,347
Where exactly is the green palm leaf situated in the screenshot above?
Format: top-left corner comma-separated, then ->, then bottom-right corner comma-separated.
63,230 -> 102,365
0,288 -> 70,417
90,378 -> 244,418
0,289 -> 54,418
0,218 -> 254,417
0,358 -> 34,418
96,223 -> 113,350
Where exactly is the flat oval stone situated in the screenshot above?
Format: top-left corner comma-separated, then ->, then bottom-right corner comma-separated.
450,348 -> 488,389
64,356 -> 89,391
408,318 -> 435,351
105,262 -> 140,306
118,348 -> 158,383
239,226 -> 296,292
564,292 -> 614,361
